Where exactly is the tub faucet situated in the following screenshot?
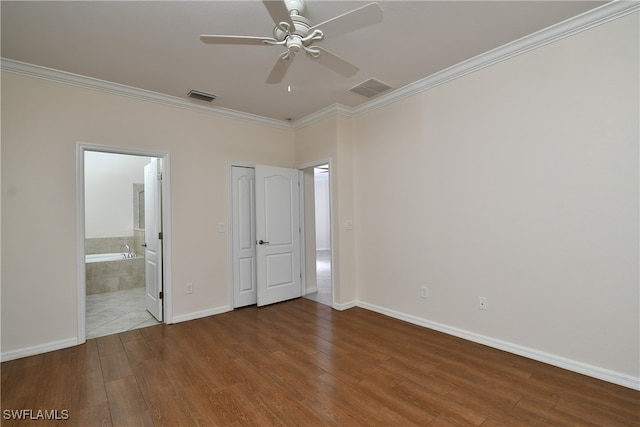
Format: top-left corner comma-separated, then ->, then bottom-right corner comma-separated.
121,244 -> 137,259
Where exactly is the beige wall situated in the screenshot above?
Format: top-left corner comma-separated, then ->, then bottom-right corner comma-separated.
1,73 -> 294,353
352,13 -> 639,378
1,10 -> 637,385
294,114 -> 357,306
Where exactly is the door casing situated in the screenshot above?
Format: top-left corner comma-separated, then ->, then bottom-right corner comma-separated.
298,159 -> 334,307
76,142 -> 172,344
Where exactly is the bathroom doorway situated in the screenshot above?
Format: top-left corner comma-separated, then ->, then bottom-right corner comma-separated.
303,163 -> 333,307
82,149 -> 164,339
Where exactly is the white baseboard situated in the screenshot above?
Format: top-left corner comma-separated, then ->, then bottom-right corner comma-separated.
357,301 -> 640,391
1,306 -> 232,361
305,286 -> 318,294
1,337 -> 78,362
5,301 -> 637,390
333,300 -> 357,311
171,305 -> 232,324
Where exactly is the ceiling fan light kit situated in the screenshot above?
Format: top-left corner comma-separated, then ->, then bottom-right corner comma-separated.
200,0 -> 383,84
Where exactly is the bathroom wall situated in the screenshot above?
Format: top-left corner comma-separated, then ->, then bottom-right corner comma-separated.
85,236 -> 135,255
84,151 -> 151,239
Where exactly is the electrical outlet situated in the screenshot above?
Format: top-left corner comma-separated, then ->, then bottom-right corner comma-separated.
186,282 -> 193,294
420,286 -> 429,299
478,296 -> 488,311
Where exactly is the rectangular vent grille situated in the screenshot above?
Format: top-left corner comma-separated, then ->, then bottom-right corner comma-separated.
349,78 -> 393,98
188,89 -> 216,102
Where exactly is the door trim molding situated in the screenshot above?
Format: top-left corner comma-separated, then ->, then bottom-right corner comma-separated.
76,142 -> 173,344
297,159 -> 335,308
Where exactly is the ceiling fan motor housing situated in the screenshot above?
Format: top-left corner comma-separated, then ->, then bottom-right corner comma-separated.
273,14 -> 313,43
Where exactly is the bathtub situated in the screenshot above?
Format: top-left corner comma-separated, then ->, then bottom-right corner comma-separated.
85,252 -> 144,294
86,252 -> 136,263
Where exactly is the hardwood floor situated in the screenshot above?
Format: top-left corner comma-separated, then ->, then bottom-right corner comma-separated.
2,298 -> 638,426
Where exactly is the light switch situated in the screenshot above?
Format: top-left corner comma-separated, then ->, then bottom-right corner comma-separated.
346,220 -> 353,230
218,223 -> 226,233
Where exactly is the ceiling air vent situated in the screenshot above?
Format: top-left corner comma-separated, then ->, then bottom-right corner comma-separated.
187,89 -> 217,102
349,78 -> 393,98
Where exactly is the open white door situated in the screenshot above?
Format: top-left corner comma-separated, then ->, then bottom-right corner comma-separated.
144,159 -> 163,321
255,165 -> 301,306
231,166 -> 257,308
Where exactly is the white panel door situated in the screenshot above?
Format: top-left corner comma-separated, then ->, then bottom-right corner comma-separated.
255,165 -> 301,307
144,159 -> 163,321
232,166 -> 257,308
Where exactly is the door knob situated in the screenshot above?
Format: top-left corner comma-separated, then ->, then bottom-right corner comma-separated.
258,240 -> 269,245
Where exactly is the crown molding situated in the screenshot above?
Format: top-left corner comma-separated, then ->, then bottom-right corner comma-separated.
0,58 -> 292,130
295,0 -> 639,125
351,0 -> 639,118
290,103 -> 353,129
2,1 -> 637,130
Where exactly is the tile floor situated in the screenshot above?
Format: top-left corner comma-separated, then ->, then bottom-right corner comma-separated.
86,287 -> 159,339
305,250 -> 332,306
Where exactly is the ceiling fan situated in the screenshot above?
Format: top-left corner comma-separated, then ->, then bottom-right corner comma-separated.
200,0 -> 383,84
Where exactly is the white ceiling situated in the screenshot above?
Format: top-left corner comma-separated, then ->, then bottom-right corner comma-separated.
1,1 -> 608,122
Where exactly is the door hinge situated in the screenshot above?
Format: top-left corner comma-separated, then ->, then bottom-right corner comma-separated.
158,231 -> 163,240
158,172 -> 163,180
159,291 -> 163,299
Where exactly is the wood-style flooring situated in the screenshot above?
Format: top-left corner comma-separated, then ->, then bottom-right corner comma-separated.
2,298 -> 638,426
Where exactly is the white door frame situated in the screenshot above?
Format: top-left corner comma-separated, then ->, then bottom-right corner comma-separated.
297,159 -> 335,308
76,142 -> 172,344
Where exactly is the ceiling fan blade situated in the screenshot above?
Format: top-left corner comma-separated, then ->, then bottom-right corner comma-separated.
262,0 -> 295,29
309,2 -> 383,38
200,35 -> 276,45
313,47 -> 359,78
266,52 -> 295,84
